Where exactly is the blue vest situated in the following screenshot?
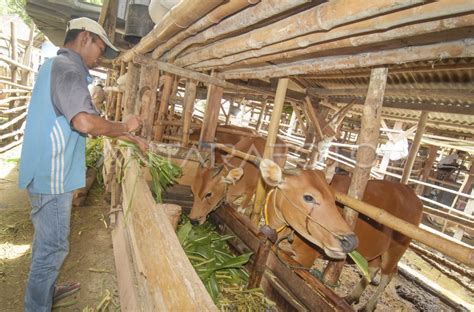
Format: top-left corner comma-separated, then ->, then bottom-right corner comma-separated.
19,58 -> 87,194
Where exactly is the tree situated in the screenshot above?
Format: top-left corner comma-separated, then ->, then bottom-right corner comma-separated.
0,0 -> 32,25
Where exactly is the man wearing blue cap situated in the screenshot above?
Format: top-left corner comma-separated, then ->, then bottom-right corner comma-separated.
19,17 -> 147,311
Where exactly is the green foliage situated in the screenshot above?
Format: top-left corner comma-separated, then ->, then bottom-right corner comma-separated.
120,140 -> 182,203
348,250 -> 370,281
86,137 -> 104,186
177,217 -> 276,310
0,0 -> 32,25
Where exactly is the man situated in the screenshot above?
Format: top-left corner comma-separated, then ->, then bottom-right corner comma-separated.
18,17 -> 147,311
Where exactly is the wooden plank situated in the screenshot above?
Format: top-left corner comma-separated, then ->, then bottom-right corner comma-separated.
138,64 -> 160,140
401,111 -> 429,184
121,155 -> 217,310
122,62 -> 141,117
199,78 -> 224,146
154,74 -> 174,141
182,80 -> 197,146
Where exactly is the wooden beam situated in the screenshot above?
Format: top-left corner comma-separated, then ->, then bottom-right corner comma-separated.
181,80 -> 197,146
175,0 -> 424,67
323,67 -> 387,284
122,62 -> 141,117
308,87 -> 474,103
154,74 -> 175,141
193,11 -> 474,70
138,64 -> 160,140
199,75 -> 224,146
251,78 -> 288,225
219,39 -> 474,80
416,145 -> 438,195
325,96 -> 474,115
304,96 -> 324,140
114,62 -> 126,121
401,111 -> 429,184
0,54 -> 36,73
121,156 -> 218,310
336,192 -> 474,266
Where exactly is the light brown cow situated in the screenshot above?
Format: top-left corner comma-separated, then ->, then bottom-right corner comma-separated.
261,163 -> 423,312
189,136 -> 287,225
330,175 -> 423,312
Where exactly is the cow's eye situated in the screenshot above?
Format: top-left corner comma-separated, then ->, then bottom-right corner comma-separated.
205,192 -> 213,199
303,195 -> 314,203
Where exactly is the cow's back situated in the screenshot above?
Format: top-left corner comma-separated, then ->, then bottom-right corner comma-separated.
331,175 -> 423,267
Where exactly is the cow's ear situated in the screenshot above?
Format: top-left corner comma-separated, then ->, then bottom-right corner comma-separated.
259,159 -> 282,187
223,168 -> 243,184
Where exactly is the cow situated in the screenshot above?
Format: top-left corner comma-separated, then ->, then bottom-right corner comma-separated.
189,135 -> 287,225
259,159 -> 423,312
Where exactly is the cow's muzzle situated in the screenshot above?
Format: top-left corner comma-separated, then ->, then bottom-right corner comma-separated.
339,234 -> 358,253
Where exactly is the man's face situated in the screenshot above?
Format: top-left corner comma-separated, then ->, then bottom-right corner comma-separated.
82,33 -> 106,69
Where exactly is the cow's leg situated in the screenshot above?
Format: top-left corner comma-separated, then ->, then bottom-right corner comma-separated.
345,265 -> 378,305
359,273 -> 393,312
291,234 -> 321,268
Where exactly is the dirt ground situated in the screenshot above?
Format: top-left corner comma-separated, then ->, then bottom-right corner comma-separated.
0,147 -> 118,311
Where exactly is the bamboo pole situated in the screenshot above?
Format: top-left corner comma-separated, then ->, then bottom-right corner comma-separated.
0,55 -> 36,73
138,64 -> 160,140
323,68 -> 387,284
0,79 -> 32,90
291,102 -> 307,137
219,39 -> 474,80
122,62 -> 141,117
251,78 -> 288,225
0,96 -> 30,105
20,24 -> 35,86
416,145 -> 438,195
163,0 -> 311,61
10,22 -> 18,86
193,7 -> 474,70
114,62 -> 126,121
199,74 -> 224,148
255,100 -> 266,132
181,80 -> 197,147
304,96 -> 324,141
98,0 -> 118,42
154,74 -> 175,141
175,0 -> 424,67
401,111 -> 429,184
118,0 -> 224,63
336,192 -> 474,266
152,0 -> 259,59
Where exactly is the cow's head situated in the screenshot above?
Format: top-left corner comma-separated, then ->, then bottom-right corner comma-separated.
260,159 -> 358,259
189,164 -> 243,225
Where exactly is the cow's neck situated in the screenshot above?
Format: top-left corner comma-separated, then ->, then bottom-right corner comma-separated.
264,188 -> 287,232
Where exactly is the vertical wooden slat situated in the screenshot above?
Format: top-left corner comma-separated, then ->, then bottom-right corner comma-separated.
255,99 -> 267,132
416,144 -> 438,195
182,80 -> 197,146
200,76 -> 224,146
154,74 -> 175,141
138,65 -> 160,140
123,62 -> 141,118
251,78 -> 288,225
114,62 -> 126,121
401,111 -> 429,184
323,67 -> 388,284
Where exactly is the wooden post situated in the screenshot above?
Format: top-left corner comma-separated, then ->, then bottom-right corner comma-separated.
323,67 -> 387,284
416,145 -> 438,195
181,80 -> 197,146
154,74 -> 175,141
247,226 -> 277,289
287,110 -> 297,136
99,0 -> 118,42
138,65 -> 160,140
401,111 -> 429,184
255,99 -> 267,132
304,96 -> 324,141
114,62 -> 126,121
20,24 -> 35,86
122,62 -> 141,117
291,102 -> 307,136
199,75 -> 224,147
251,78 -> 288,225
10,22 -> 18,86
225,98 -> 233,125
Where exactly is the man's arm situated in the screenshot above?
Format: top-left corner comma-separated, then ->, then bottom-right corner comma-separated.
71,112 -> 141,137
72,112 -> 149,152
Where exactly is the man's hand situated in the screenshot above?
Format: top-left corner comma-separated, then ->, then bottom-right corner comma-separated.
124,115 -> 143,133
134,136 -> 149,154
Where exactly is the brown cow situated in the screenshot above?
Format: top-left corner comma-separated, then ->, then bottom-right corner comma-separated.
258,159 -> 358,261
330,175 -> 423,312
189,136 -> 287,225
262,165 -> 422,312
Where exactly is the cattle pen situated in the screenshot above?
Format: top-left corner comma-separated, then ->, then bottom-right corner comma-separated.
9,0 -> 474,311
